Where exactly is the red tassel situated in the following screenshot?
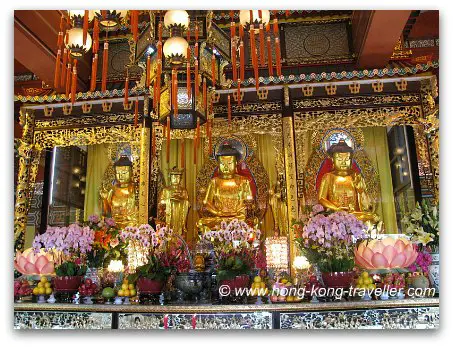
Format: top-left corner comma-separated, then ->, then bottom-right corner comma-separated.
186,59 -> 191,100
207,118 -> 212,156
65,62 -> 71,98
146,55 -> 151,88
90,53 -> 98,91
61,48 -> 68,88
258,10 -> 263,19
249,10 -> 254,24
134,97 -> 139,127
266,22 -> 270,32
181,140 -> 185,168
239,41 -> 245,81
166,116 -> 170,163
194,59 -> 199,98
194,43 -> 199,59
156,60 -> 162,107
93,19 -> 100,54
124,72 -> 129,108
237,79 -> 241,106
231,40 -> 237,81
203,77 -> 207,114
186,22 -> 190,42
259,24 -> 265,67
83,10 -> 89,46
230,21 -> 236,39
227,94 -> 232,125
131,10 -> 139,42
285,10 -> 290,17
275,37 -> 282,76
239,24 -> 244,39
211,52 -> 216,88
158,21 -> 163,42
157,41 -> 162,61
57,31 -> 63,49
101,42 -> 109,92
273,18 -> 279,35
54,49 -> 61,89
229,10 -> 235,20
71,60 -> 77,105
267,37 -> 273,77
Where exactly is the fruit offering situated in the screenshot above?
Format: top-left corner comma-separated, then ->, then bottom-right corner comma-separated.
102,287 -> 115,299
32,276 -> 53,296
381,273 -> 405,290
15,280 -> 33,297
356,271 -> 376,290
78,278 -> 98,297
117,279 -> 136,297
250,275 -> 268,296
269,276 -> 302,303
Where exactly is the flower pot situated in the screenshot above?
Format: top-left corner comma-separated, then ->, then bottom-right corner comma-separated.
53,276 -> 83,293
219,274 -> 250,293
321,271 -> 355,289
428,252 -> 439,293
136,278 -> 164,294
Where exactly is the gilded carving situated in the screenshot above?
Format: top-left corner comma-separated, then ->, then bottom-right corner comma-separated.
213,101 -> 282,114
35,113 -> 137,129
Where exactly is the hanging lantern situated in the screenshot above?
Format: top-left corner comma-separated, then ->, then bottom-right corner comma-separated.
68,10 -> 95,23
65,27 -> 92,58
239,10 -> 270,28
163,10 -> 189,30
94,10 -> 128,31
163,36 -> 189,66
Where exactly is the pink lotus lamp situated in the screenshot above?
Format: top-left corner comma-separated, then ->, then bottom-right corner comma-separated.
354,237 -> 418,272
14,248 -> 55,276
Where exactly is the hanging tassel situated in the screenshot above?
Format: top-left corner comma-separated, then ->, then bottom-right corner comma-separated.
65,61 -> 72,98
156,60 -> 162,111
124,71 -> 129,108
181,140 -> 185,168
186,57 -> 191,100
166,116 -> 170,163
83,10 -> 89,46
194,43 -> 199,59
273,18 -> 279,35
203,77 -> 207,114
239,41 -> 245,81
275,37 -> 282,76
134,97 -> 139,127
152,81 -> 157,110
131,10 -> 139,42
230,21 -> 236,39
61,48 -> 68,88
237,79 -> 241,106
208,118 -> 212,156
211,51 -> 216,88
90,53 -> 98,91
101,42 -> 109,92
146,55 -> 151,88
267,36 -> 273,76
231,40 -> 237,81
258,10 -> 263,19
250,26 -> 259,90
249,10 -> 254,24
285,10 -> 290,17
229,10 -> 235,21
239,24 -> 244,40
259,24 -> 265,67
194,59 -> 199,98
54,49 -> 61,89
93,19 -> 100,54
266,22 -> 270,33
227,93 -> 232,125
158,21 -> 163,42
173,69 -> 178,119
71,59 -> 77,105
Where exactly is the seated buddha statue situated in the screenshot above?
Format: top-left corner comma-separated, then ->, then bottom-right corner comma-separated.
158,167 -> 190,235
196,143 -> 255,232
100,155 -> 138,229
317,140 -> 379,223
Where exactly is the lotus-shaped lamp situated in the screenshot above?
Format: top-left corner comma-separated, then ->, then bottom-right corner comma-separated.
354,237 -> 418,271
14,248 -> 55,275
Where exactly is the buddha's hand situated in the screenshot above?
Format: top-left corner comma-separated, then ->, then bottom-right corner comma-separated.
354,174 -> 365,193
99,189 -> 108,200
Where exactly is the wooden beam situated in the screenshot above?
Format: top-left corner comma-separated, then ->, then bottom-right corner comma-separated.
352,10 -> 412,69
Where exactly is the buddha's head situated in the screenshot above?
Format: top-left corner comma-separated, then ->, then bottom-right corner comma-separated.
169,167 -> 183,186
327,140 -> 354,173
114,155 -> 133,186
216,143 -> 241,177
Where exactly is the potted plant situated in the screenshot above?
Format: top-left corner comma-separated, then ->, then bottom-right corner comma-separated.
203,219 -> 262,294
402,200 -> 439,292
295,205 -> 368,289
127,253 -> 171,294
53,260 -> 87,292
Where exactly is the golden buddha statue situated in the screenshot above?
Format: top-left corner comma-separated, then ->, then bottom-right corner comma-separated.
269,173 -> 289,235
100,155 -> 138,229
318,140 -> 379,223
197,144 -> 255,232
158,167 -> 190,235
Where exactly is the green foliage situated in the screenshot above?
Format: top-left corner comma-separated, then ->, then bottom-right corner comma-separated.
216,255 -> 251,281
55,261 -> 87,277
127,254 -> 171,284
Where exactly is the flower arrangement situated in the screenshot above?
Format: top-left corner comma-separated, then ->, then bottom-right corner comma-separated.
408,249 -> 432,273
32,224 -> 94,265
160,237 -> 191,274
86,215 -> 124,268
402,200 -> 439,250
295,205 -> 368,273
127,253 -> 171,284
203,219 -> 263,281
